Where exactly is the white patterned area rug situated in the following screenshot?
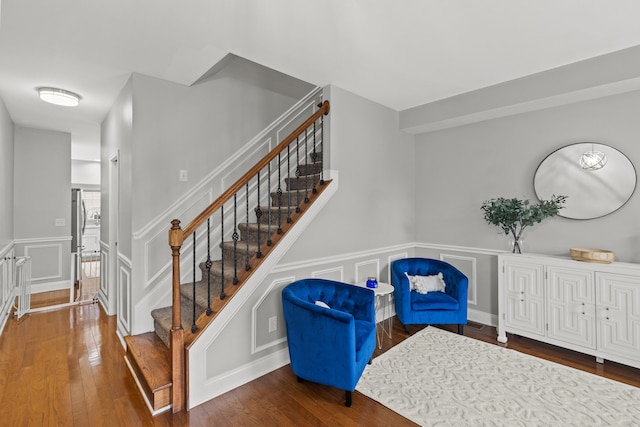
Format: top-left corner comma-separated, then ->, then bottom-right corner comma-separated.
356,327 -> 640,426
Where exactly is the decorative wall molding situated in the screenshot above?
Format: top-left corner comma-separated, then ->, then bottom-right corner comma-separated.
272,242 -> 415,274
117,263 -> 131,335
129,87 -> 324,333
440,253 -> 478,306
132,87 -> 323,241
14,236 -> 71,244
355,259 -> 380,284
0,248 -> 15,336
189,348 -> 290,409
98,242 -> 110,313
387,252 -> 409,284
251,276 -> 294,355
468,308 -> 498,327
117,252 -> 132,269
188,174 -> 338,410
24,242 -> 63,282
143,189 -> 213,288
0,242 -> 13,258
414,242 -> 503,256
31,280 -> 70,294
312,266 -> 344,282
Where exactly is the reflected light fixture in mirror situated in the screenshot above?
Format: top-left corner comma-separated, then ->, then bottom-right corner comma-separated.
579,143 -> 607,170
535,142 -> 636,219
37,87 -> 81,107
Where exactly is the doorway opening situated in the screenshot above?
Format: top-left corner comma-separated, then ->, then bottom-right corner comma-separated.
72,188 -> 101,303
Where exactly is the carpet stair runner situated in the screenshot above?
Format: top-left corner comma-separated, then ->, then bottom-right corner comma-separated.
124,154 -> 323,412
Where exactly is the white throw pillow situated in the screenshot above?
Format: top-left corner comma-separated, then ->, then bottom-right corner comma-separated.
404,272 -> 446,294
315,300 -> 330,308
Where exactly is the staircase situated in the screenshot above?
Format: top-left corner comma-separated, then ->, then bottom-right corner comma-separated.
148,159 -> 323,348
123,101 -> 330,414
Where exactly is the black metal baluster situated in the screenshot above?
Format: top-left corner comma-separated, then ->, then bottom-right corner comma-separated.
267,162 -> 273,245
255,171 -> 263,257
320,113 -> 325,186
304,127 -> 310,202
312,121 -> 318,194
245,182 -> 251,271
287,144 -> 292,223
295,136 -> 301,213
206,218 -> 212,316
191,232 -> 197,333
277,153 -> 283,234
220,205 -> 226,300
232,194 -> 239,284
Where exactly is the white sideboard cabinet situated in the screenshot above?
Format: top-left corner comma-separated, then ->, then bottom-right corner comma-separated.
498,253 -> 640,369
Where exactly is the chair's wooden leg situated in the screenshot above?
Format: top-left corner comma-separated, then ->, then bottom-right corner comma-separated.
458,324 -> 464,335
345,390 -> 352,407
297,376 -> 304,383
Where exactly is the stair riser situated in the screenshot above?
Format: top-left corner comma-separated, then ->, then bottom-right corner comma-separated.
153,321 -> 170,347
255,208 -> 291,226
220,243 -> 259,267
269,190 -> 309,207
199,262 -> 237,284
180,288 -> 211,318
285,175 -> 320,191
238,223 -> 275,246
297,162 -> 322,176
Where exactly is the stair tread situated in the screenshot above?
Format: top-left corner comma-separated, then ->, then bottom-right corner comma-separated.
124,333 -> 172,392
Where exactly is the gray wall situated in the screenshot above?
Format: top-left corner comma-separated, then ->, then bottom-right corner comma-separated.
414,90 -> 640,316
13,126 -> 72,288
415,89 -> 640,262
281,85 -> 416,263
102,58 -> 315,257
130,57 -> 315,231
0,98 -> 13,249
101,78 -> 133,258
201,84 -> 417,381
101,58 -> 315,332
14,127 -> 71,240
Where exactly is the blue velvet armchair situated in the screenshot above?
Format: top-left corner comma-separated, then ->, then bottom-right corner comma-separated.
391,258 -> 468,335
281,278 -> 377,407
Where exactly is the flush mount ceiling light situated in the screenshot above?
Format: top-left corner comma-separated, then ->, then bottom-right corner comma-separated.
37,87 -> 81,107
579,143 -> 607,171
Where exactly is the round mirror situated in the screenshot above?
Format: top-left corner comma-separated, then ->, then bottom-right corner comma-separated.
534,142 -> 636,220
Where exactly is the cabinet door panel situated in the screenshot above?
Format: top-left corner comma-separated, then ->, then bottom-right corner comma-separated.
597,273 -> 640,362
504,261 -> 545,336
547,267 -> 596,349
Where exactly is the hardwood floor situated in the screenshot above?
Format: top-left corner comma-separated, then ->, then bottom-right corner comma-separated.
1,304 -> 639,426
29,289 -> 70,309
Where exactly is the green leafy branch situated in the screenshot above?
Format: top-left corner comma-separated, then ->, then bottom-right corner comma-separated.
480,195 -> 567,253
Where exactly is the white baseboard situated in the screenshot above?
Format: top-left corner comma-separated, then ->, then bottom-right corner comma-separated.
189,348 -> 290,410
30,280 -> 71,294
468,308 -> 498,328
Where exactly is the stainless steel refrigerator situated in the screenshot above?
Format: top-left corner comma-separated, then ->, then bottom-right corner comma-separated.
71,188 -> 85,284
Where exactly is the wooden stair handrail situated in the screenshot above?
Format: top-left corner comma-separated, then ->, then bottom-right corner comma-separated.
181,100 -> 329,238
167,100 -> 329,412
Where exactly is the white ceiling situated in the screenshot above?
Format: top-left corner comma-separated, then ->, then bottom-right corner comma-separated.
2,0 -> 640,160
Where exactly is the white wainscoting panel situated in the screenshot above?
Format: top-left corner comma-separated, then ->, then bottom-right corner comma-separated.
24,243 -> 63,282
117,256 -> 132,335
355,259 -> 380,284
312,266 -> 344,282
251,276 -> 294,354
387,252 -> 409,284
440,253 -> 478,306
